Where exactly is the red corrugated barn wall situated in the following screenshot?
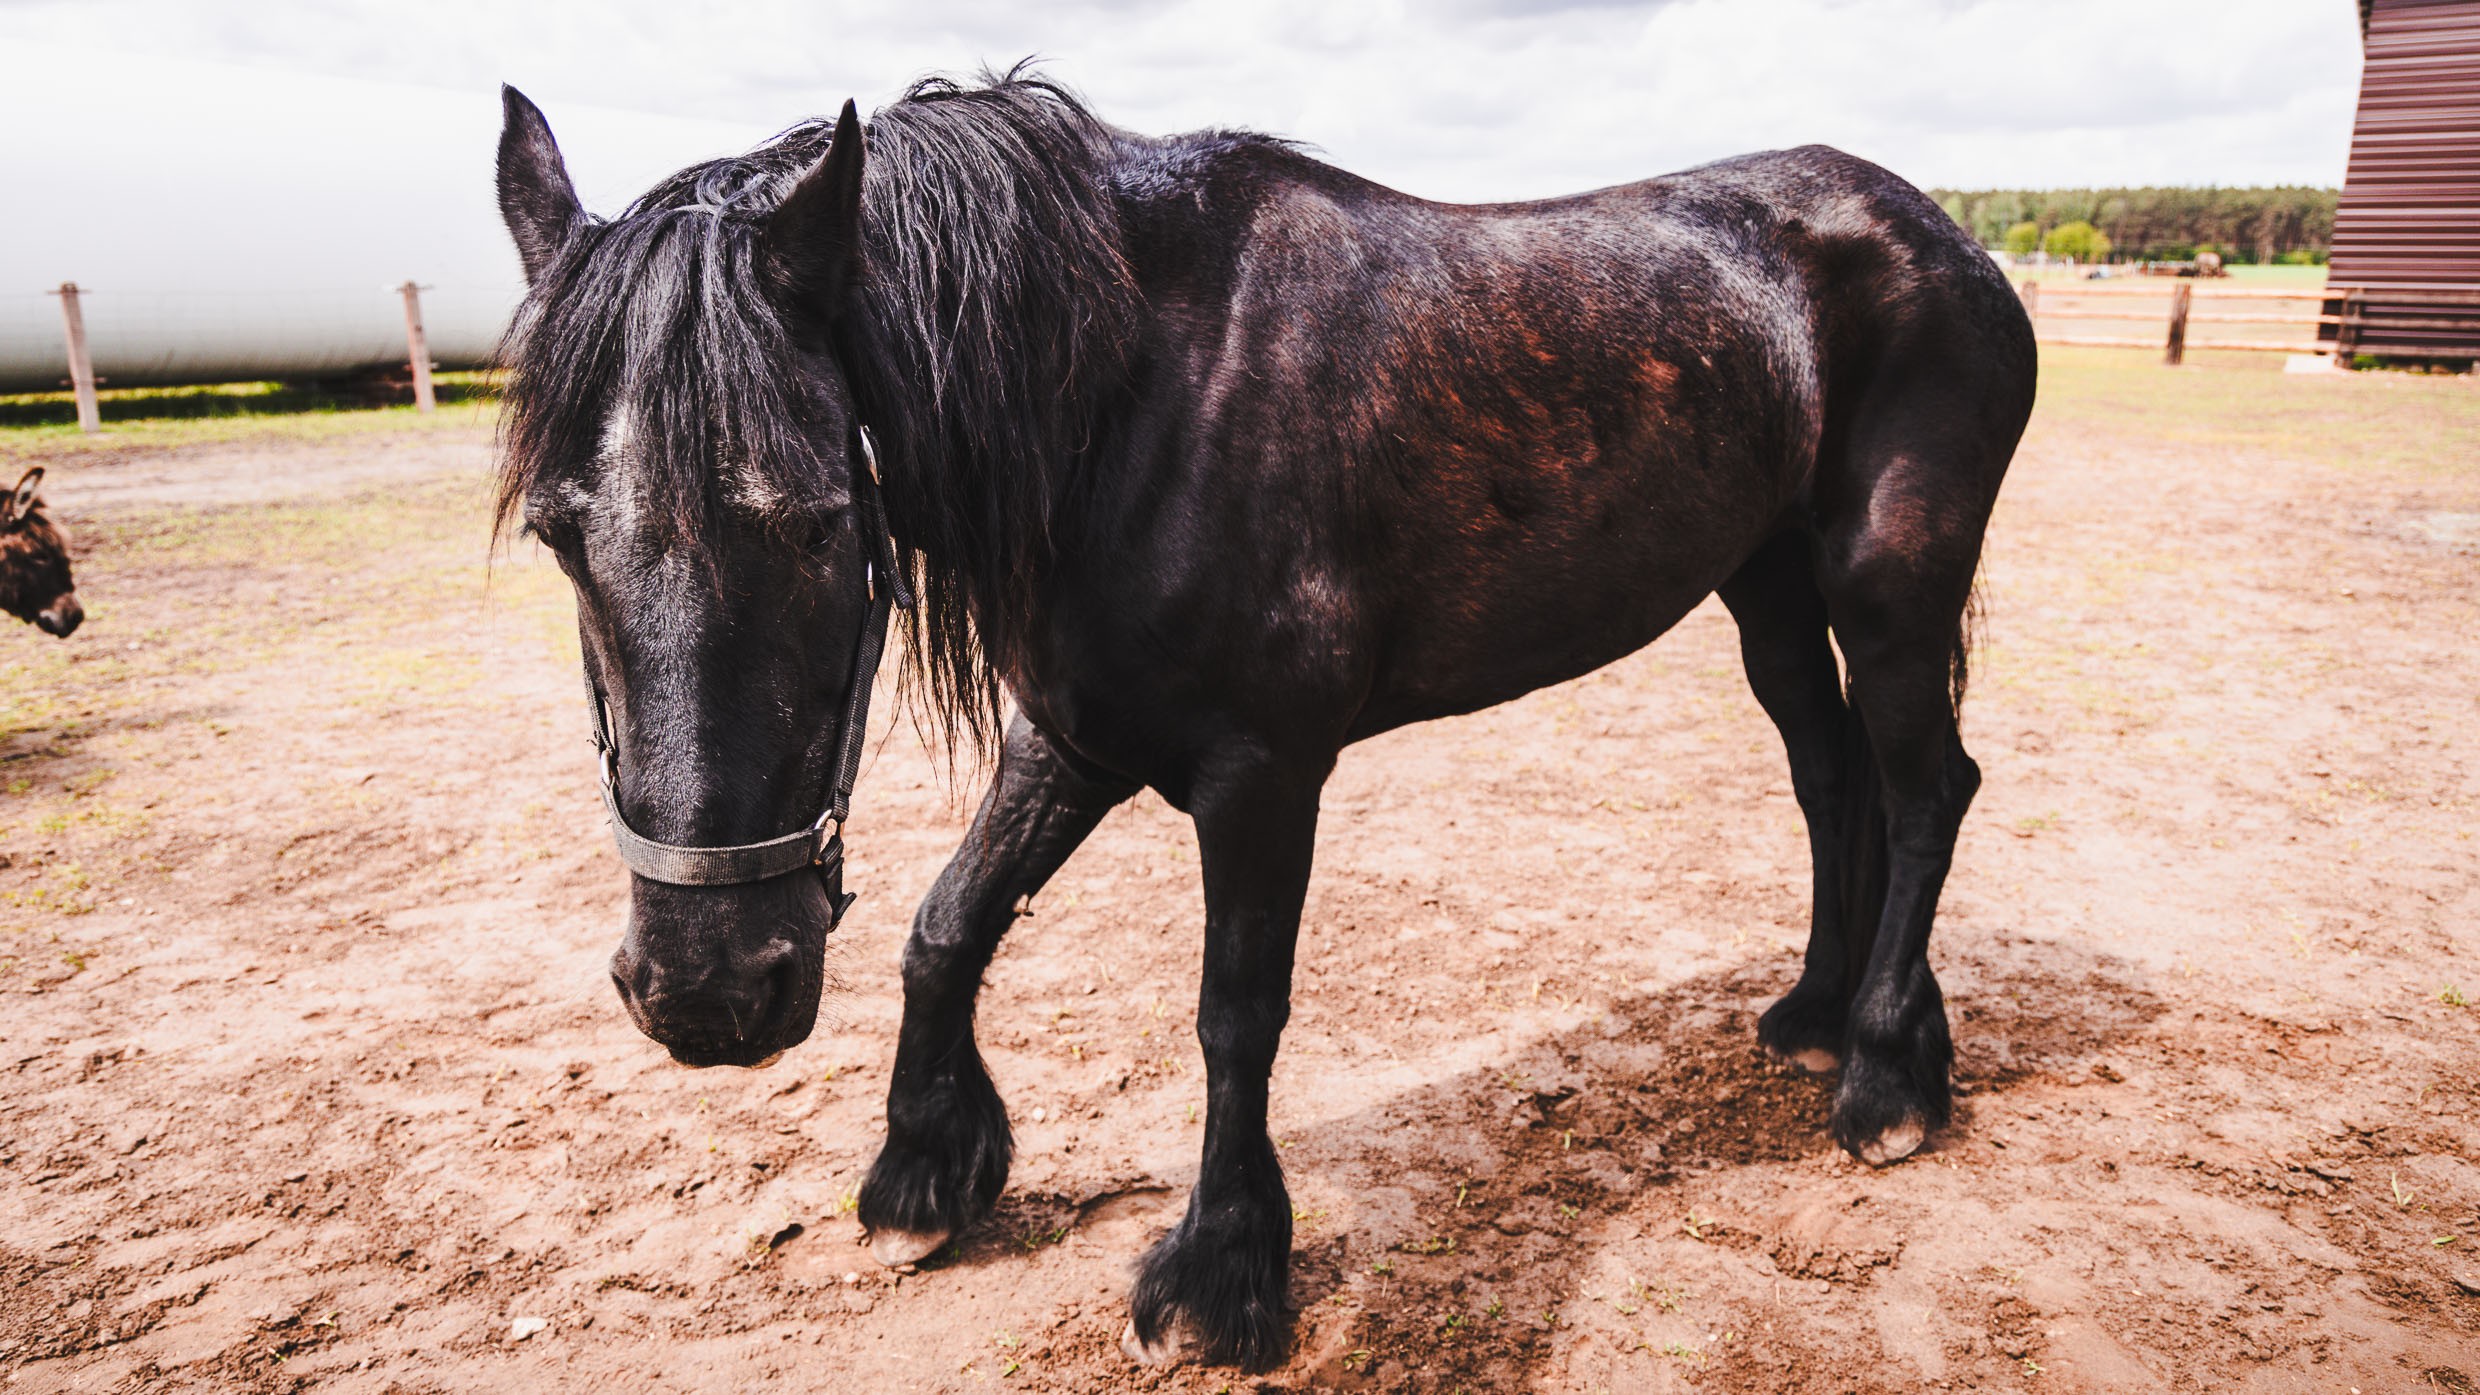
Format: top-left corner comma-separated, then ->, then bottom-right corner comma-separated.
2324,0 -> 2480,360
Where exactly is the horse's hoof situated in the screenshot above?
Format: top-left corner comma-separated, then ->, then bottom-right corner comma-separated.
1119,1319 -> 1184,1367
1855,1116 -> 1926,1166
1781,1047 -> 1841,1075
869,1227 -> 949,1268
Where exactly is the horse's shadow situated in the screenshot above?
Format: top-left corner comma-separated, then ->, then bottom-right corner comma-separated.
933,931 -> 2168,1389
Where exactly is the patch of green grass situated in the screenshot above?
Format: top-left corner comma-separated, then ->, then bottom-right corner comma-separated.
0,374 -> 500,464
2222,264 -> 2330,289
2028,345 -> 2480,477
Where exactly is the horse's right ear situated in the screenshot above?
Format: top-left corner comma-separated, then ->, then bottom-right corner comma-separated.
498,85 -> 584,284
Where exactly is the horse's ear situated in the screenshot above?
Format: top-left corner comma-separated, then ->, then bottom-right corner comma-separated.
498,85 -> 585,284
3,468 -> 40,527
759,100 -> 865,323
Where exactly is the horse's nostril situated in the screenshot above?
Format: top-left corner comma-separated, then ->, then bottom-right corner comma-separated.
609,946 -> 648,1005
753,947 -> 803,1039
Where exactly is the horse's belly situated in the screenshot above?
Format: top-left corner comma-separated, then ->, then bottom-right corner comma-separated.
1348,485 -> 1770,738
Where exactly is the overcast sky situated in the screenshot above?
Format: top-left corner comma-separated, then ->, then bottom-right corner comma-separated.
0,0 -> 2363,202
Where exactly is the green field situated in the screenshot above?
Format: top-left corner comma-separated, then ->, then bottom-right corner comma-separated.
2028,344 -> 2480,480
0,374 -> 499,465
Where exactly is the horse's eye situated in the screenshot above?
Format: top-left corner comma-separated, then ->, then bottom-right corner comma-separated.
523,515 -> 578,555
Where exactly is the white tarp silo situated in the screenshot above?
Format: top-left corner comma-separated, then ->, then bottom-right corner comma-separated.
0,42 -> 773,392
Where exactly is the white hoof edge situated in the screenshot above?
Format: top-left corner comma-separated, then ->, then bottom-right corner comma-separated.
1119,1319 -> 1184,1367
1786,1047 -> 1841,1075
1856,1117 -> 1926,1167
868,1227 -> 949,1268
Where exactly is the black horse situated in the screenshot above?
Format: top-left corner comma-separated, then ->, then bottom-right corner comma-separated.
494,70 -> 2033,1368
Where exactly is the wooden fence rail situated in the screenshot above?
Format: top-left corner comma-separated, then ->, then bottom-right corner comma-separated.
2019,280 -> 2342,365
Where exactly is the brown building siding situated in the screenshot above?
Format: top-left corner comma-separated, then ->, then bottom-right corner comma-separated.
2325,0 -> 2480,358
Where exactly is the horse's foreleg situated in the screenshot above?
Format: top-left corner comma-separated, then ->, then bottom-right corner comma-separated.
1719,533 -> 1883,1074
859,716 -> 1134,1266
1125,757 -> 1321,1370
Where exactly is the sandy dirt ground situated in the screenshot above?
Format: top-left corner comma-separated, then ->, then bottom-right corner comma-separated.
1,365 -> 2476,1394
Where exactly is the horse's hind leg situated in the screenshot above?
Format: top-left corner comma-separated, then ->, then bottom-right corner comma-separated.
1811,366 -> 2006,1164
859,715 -> 1136,1265
1718,533 -> 1885,1074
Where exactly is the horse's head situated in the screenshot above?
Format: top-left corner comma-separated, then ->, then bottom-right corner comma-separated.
0,469 -> 82,639
496,88 -> 885,1068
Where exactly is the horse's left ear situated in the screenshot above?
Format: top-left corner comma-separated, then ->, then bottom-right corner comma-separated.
760,99 -> 865,323
2,468 -> 40,527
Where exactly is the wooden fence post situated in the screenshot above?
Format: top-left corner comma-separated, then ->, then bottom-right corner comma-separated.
2019,279 -> 2040,329
2163,281 -> 2192,366
399,281 -> 436,413
50,282 -> 101,434
2333,286 -> 2365,364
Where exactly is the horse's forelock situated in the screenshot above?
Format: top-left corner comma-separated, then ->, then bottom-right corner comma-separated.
496,186 -> 822,552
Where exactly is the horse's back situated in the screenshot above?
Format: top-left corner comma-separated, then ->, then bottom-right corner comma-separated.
1088,136 -> 2028,748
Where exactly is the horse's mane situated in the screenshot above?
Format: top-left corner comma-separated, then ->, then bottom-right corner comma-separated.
496,66 -> 1160,757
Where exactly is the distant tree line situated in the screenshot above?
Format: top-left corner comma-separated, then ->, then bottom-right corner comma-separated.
1925,186 -> 2339,264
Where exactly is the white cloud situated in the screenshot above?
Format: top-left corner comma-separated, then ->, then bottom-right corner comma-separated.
0,0 -> 2362,198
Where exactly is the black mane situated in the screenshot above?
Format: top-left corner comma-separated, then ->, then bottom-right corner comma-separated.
499,67 -> 1183,753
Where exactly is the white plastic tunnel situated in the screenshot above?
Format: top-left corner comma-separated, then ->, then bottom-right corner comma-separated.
0,42 -> 772,394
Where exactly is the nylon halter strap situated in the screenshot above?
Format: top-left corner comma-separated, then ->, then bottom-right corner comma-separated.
588,426 -> 914,924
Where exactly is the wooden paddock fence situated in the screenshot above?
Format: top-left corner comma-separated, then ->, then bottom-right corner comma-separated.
2020,281 -> 2332,366
2021,280 -> 2480,367
35,281 -> 442,435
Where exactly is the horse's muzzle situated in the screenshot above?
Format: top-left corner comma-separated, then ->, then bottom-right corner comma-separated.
35,592 -> 81,638
608,876 -> 833,1067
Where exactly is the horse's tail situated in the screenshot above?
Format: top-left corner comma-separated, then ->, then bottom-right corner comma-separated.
1950,565 -> 1984,721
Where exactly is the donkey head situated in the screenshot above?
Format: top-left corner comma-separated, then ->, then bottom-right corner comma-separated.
497,88 -> 880,1068
0,469 -> 82,639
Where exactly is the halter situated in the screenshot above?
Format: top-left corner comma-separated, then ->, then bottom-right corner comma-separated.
587,425 -> 914,926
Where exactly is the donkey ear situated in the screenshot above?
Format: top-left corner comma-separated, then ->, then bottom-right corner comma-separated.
3,468 -> 40,526
498,85 -> 585,284
759,100 -> 866,322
